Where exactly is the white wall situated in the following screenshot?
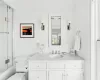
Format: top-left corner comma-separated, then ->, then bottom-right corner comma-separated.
96,0 -> 100,39
4,0 -> 76,57
97,41 -> 100,80
72,0 -> 91,80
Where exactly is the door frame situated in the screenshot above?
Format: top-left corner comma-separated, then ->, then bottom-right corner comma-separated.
91,0 -> 97,80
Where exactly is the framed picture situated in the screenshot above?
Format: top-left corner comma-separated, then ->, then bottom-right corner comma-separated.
20,23 -> 34,38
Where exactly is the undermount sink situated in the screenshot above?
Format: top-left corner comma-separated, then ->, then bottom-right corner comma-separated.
49,54 -> 63,58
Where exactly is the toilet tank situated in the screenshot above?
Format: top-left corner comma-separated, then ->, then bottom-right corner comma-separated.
16,62 -> 28,72
14,56 -> 28,72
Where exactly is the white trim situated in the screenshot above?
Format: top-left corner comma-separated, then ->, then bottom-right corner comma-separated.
96,0 -> 99,40
91,0 -> 97,80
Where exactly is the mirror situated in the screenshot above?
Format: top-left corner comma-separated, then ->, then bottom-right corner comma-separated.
51,16 -> 61,45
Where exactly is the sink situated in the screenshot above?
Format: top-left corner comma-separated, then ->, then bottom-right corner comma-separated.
49,54 -> 63,58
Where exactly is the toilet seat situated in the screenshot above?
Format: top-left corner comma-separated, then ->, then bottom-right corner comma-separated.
7,73 -> 25,80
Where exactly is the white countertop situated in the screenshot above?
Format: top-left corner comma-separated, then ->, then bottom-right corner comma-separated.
29,53 -> 84,61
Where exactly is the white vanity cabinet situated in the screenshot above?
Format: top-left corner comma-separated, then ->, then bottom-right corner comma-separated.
48,71 -> 64,80
28,60 -> 84,80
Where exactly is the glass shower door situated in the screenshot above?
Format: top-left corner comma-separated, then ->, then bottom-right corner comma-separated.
0,34 -> 8,72
0,1 -> 8,73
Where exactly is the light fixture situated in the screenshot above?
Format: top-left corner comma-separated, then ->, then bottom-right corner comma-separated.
67,21 -> 71,30
41,23 -> 45,30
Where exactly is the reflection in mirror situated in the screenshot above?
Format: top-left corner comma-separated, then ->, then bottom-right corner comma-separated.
51,16 -> 61,45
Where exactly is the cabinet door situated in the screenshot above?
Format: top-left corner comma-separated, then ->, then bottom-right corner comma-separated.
29,71 -> 47,80
65,69 -> 84,80
48,71 -> 64,80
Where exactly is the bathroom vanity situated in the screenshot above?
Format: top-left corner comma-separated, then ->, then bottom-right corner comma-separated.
28,54 -> 84,80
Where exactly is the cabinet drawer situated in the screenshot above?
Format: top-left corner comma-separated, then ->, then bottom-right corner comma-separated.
29,71 -> 46,80
29,62 -> 46,69
47,62 -> 65,69
65,61 -> 83,69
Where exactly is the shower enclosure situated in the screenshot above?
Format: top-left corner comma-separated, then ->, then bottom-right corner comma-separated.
0,0 -> 13,74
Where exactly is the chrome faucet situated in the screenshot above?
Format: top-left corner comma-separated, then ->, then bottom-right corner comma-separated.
55,50 -> 57,54
58,51 -> 60,54
52,50 -> 54,54
52,50 -> 61,54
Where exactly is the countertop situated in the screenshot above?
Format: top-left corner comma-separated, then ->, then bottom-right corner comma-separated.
29,53 -> 84,61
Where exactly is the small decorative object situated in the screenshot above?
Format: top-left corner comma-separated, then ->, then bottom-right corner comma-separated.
20,23 -> 34,38
40,44 -> 45,54
41,23 -> 45,30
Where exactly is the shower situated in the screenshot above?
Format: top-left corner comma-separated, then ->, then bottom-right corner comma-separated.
0,0 -> 13,74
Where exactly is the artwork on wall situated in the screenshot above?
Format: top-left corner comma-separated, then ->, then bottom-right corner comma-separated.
20,23 -> 34,38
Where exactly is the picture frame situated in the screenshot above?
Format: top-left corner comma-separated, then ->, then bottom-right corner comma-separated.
20,23 -> 34,38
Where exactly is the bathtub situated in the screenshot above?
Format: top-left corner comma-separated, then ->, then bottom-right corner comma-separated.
0,66 -> 16,80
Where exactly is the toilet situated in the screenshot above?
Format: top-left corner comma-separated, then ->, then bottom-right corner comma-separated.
7,60 -> 28,80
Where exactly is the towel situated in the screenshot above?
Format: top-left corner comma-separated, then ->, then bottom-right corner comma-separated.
74,35 -> 81,51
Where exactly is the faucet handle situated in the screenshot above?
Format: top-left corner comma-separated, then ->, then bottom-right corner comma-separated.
58,51 -> 60,54
52,50 -> 54,54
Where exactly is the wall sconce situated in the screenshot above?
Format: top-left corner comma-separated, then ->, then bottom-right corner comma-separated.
41,23 -> 45,30
67,21 -> 71,30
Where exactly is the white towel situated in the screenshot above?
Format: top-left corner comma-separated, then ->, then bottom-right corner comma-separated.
74,35 -> 81,51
